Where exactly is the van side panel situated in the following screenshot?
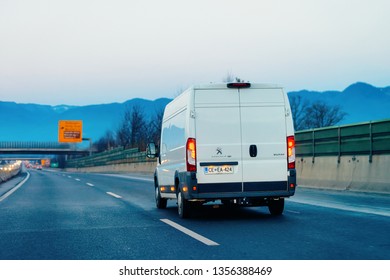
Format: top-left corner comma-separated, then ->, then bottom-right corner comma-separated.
157,92 -> 188,187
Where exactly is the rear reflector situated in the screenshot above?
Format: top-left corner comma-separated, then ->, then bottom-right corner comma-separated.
227,82 -> 251,89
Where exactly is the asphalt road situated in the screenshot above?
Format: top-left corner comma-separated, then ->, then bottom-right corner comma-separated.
0,168 -> 389,260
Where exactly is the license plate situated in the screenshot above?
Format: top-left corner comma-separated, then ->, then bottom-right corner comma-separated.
204,165 -> 233,175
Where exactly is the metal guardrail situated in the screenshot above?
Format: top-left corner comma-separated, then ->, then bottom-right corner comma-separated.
295,119 -> 390,163
65,119 -> 390,168
66,147 -> 154,168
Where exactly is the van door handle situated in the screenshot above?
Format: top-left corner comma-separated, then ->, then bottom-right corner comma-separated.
249,145 -> 257,157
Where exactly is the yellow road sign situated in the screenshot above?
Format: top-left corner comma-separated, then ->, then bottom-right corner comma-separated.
58,120 -> 83,143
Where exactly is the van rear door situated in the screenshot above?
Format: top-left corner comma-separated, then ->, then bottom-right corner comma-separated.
239,87 -> 288,191
194,88 -> 243,191
194,85 -> 288,193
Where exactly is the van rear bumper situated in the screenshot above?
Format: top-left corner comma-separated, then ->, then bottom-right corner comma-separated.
178,170 -> 296,200
190,190 -> 294,200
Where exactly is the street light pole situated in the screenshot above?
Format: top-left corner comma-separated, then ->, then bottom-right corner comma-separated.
82,138 -> 92,156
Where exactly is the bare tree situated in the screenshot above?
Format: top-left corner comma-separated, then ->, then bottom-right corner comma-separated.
129,104 -> 147,149
303,101 -> 347,129
289,95 -> 310,130
222,71 -> 235,83
116,107 -> 132,148
147,108 -> 164,145
94,129 -> 116,152
289,96 -> 347,130
116,104 -> 147,149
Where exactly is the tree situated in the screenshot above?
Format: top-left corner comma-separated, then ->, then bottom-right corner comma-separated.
116,107 -> 132,148
147,108 -> 164,145
289,95 -> 310,131
289,96 -> 347,130
303,101 -> 347,129
222,72 -> 246,83
116,105 -> 147,149
222,71 -> 235,83
95,130 -> 116,152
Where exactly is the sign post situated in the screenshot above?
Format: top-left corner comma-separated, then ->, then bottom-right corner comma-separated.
58,120 -> 83,143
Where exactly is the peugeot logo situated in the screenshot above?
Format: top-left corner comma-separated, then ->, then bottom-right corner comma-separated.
216,147 -> 222,155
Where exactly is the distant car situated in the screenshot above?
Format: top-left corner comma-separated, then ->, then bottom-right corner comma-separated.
36,165 -> 42,170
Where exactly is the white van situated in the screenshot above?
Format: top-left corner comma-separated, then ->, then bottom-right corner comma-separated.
147,82 -> 296,218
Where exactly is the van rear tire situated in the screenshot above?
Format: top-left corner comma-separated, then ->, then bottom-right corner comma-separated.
268,198 -> 284,215
177,190 -> 190,218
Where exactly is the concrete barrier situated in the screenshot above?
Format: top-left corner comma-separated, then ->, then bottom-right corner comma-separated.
66,154 -> 390,195
296,154 -> 390,194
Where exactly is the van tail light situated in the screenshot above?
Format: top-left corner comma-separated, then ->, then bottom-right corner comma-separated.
186,138 -> 197,172
287,136 -> 295,169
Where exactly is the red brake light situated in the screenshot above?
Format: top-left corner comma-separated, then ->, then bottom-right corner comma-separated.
186,138 -> 197,172
227,82 -> 251,89
287,136 -> 295,169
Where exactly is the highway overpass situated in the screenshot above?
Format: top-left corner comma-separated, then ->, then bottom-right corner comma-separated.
0,141 -> 93,156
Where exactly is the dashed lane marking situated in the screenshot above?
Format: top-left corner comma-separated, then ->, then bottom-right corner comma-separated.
106,192 -> 122,199
86,183 -> 94,187
160,218 -> 219,246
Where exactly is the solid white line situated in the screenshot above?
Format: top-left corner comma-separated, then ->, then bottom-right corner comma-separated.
290,198 -> 390,217
160,219 -> 219,246
106,192 -> 122,199
0,172 -> 30,202
286,210 -> 300,214
86,183 -> 94,187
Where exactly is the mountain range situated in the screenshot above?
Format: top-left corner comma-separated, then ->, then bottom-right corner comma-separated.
0,82 -> 389,143
288,82 -> 390,125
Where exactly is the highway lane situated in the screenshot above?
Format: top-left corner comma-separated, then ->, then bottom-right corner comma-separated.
0,169 -> 389,260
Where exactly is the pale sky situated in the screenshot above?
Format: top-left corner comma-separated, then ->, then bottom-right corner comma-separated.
0,0 -> 389,105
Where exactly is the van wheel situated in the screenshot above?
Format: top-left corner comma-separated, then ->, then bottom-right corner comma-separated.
155,186 -> 167,209
268,198 -> 284,215
177,190 -> 190,218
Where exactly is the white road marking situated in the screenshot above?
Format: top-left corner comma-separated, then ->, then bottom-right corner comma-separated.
75,178 -> 81,181
68,176 -> 72,178
290,197 -> 390,217
86,183 -> 94,187
100,173 -> 154,182
160,219 -> 219,246
0,172 -> 30,202
286,210 -> 300,214
106,192 -> 122,199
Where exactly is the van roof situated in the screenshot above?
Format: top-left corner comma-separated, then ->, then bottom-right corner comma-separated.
192,83 -> 282,90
